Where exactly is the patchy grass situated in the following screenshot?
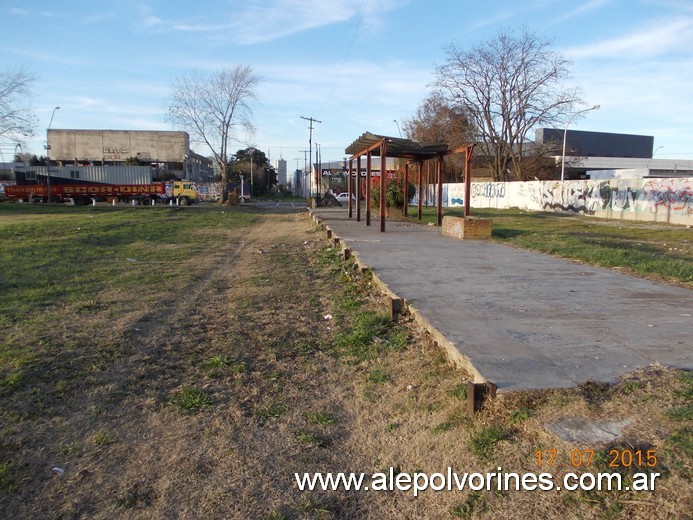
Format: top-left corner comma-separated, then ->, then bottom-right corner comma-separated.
0,204 -> 690,518
306,411 -> 335,426
469,424 -> 509,460
169,387 -> 213,411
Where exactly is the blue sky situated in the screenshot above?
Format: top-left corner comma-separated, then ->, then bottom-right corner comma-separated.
1,0 -> 692,164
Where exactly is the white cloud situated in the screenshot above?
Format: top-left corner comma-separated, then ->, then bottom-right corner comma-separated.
564,17 -> 693,59
549,0 -> 614,25
136,0 -> 402,44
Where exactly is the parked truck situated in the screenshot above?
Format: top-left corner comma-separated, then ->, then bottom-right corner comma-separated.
4,164 -> 199,205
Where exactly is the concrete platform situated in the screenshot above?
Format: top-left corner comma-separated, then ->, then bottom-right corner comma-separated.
311,207 -> 692,392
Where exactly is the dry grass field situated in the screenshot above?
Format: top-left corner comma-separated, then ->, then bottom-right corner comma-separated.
0,204 -> 690,519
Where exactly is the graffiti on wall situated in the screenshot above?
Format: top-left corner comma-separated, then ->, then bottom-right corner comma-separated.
642,178 -> 693,215
461,177 -> 692,224
472,182 -> 506,199
541,182 -> 601,214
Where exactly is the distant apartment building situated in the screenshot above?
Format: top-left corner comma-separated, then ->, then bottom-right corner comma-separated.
47,129 -> 214,181
274,158 -> 287,186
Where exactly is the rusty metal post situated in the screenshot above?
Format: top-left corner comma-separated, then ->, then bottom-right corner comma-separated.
425,160 -> 430,208
417,161 -> 423,221
380,140 -> 387,232
356,155 -> 362,222
437,154 -> 443,226
348,159 -> 353,219
404,162 -> 409,217
366,152 -> 372,226
465,144 -> 475,217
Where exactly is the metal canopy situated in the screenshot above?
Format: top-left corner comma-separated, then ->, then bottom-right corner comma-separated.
345,131 -> 448,159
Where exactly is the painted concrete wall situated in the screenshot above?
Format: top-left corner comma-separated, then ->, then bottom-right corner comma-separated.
458,178 -> 692,225
48,130 -> 189,163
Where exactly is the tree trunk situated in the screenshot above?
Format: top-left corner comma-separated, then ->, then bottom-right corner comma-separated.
220,163 -> 230,204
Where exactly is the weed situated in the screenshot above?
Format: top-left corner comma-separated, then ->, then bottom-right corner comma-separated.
666,405 -> 693,421
202,355 -> 246,375
470,425 -> 508,460
93,430 -> 116,446
451,491 -> 484,517
423,370 -> 439,380
509,407 -> 533,424
295,429 -> 326,446
266,370 -> 282,382
306,411 -> 335,425
333,311 -> 406,363
294,341 -> 322,355
603,501 -> 624,520
60,442 -> 80,456
432,421 -> 455,434
666,428 -> 693,457
449,384 -> 467,401
1,370 -> 23,393
169,387 -> 213,411
254,402 -> 285,421
263,513 -> 284,520
674,371 -> 693,400
367,369 -> 391,384
433,410 -> 467,434
54,379 -> 67,394
386,423 -> 399,432
0,462 -> 16,493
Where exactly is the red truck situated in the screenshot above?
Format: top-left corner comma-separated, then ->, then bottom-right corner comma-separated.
4,181 -> 199,205
5,164 -> 200,205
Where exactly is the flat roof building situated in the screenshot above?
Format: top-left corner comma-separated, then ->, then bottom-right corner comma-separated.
47,129 -> 214,181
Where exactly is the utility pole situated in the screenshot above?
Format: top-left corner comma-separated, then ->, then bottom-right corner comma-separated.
46,106 -> 60,203
316,142 -> 322,191
300,115 -> 321,199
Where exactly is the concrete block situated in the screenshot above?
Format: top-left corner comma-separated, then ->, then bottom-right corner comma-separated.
442,216 -> 492,240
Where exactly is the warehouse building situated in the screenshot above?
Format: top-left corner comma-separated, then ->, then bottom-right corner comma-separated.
47,129 -> 214,181
536,128 -> 693,178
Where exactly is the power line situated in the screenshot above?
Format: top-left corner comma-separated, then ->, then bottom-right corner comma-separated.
326,0 -> 369,102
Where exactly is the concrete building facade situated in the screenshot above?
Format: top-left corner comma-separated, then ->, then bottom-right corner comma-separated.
536,128 -> 692,179
47,129 -> 214,181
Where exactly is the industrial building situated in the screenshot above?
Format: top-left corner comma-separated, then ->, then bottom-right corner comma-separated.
536,128 -> 693,179
47,129 -> 215,181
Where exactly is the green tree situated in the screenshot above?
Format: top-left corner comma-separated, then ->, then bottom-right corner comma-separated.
230,148 -> 276,196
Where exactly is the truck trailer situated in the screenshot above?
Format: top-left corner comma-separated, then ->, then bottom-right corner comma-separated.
5,164 -> 199,205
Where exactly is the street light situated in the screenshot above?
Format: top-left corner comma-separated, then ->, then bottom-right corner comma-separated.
46,106 -> 60,203
393,119 -> 402,138
647,145 -> 664,171
560,104 -> 599,181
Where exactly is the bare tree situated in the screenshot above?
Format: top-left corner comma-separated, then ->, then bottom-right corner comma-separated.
167,65 -> 260,202
434,28 -> 581,181
0,68 -> 38,142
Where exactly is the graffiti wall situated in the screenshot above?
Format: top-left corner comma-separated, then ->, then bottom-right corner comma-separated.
446,178 -> 692,225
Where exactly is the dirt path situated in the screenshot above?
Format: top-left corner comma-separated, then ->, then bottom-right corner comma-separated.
2,210 -> 690,520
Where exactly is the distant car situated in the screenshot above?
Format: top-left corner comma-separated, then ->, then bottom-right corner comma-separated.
334,192 -> 356,204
